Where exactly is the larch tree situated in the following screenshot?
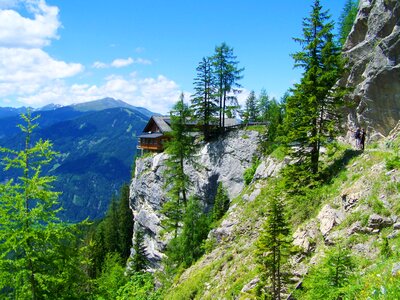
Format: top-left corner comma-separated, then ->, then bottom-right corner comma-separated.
284,0 -> 346,176
0,112 -> 85,299
162,93 -> 196,237
211,42 -> 244,129
191,57 -> 218,140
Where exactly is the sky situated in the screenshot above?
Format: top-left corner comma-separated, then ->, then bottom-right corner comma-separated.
0,0 -> 348,114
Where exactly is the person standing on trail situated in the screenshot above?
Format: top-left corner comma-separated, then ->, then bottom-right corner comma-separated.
354,127 -> 361,149
360,128 -> 366,151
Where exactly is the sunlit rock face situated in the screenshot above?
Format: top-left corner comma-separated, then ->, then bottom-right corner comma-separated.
129,129 -> 260,269
342,0 -> 400,139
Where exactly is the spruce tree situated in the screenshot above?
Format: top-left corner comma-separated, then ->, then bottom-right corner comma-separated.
284,0 -> 346,176
0,112 -> 83,299
131,229 -> 149,273
256,184 -> 292,300
244,90 -> 258,123
211,42 -> 244,129
191,57 -> 218,140
118,184 -> 134,260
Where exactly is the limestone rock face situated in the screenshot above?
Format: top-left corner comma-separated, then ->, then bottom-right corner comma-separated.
129,130 -> 260,268
342,0 -> 400,139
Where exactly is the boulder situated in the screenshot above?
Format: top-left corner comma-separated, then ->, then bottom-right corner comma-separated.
367,213 -> 394,229
317,204 -> 345,236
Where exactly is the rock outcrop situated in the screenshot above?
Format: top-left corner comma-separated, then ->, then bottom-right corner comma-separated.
129,130 -> 260,268
342,0 -> 400,139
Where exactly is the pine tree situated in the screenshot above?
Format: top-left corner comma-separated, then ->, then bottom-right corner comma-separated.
118,184 -> 134,260
0,112 -> 84,299
257,89 -> 270,122
211,42 -> 244,129
191,57 -> 218,140
244,90 -> 258,123
338,0 -> 358,46
284,0 -> 346,176
131,229 -> 149,273
163,93 -> 196,237
256,184 -> 292,300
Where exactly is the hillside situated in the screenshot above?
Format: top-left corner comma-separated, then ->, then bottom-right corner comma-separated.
0,98 -> 152,221
160,126 -> 400,298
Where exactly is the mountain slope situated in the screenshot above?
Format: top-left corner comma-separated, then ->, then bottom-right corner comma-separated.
160,126 -> 400,299
0,100 -> 151,221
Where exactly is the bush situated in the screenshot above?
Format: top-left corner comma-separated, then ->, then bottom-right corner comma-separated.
244,159 -> 260,185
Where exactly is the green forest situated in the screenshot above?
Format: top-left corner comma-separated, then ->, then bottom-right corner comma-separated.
4,0 -> 400,299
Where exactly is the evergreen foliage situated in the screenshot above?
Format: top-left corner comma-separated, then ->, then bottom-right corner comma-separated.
88,183 -> 134,278
211,182 -> 230,223
338,0 -> 359,46
243,90 -> 258,123
117,272 -> 161,300
0,112 -> 88,299
256,182 -> 292,300
191,57 -> 218,140
284,0 -> 346,179
211,42 -> 244,129
163,93 -> 197,237
298,245 -> 354,299
165,196 -> 209,269
131,229 -> 149,273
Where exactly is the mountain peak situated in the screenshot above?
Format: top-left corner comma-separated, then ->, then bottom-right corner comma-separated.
71,97 -> 133,112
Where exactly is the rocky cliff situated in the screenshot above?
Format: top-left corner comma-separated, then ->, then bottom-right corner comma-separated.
342,0 -> 400,139
129,130 -> 261,268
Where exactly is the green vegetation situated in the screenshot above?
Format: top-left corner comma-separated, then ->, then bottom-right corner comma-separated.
338,0 -> 359,46
255,181 -> 292,300
284,0 -> 346,177
0,112 -> 89,299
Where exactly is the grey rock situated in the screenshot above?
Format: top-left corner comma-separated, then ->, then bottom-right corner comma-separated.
129,130 -> 261,268
394,222 -> 400,230
317,204 -> 345,236
392,262 -> 400,276
368,213 -> 394,229
241,277 -> 260,294
293,221 -> 320,253
342,0 -> 400,138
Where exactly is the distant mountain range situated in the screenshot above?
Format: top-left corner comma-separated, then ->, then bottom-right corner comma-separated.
0,98 -> 154,222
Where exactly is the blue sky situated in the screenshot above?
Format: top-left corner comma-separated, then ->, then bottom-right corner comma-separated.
0,0 -> 348,114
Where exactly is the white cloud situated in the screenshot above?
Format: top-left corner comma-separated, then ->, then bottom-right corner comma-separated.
0,48 -> 83,96
92,61 -> 108,69
111,57 -> 134,68
0,0 -> 60,48
18,73 -> 182,114
92,57 -> 152,69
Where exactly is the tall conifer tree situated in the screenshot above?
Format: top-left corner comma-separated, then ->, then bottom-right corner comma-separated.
284,0 -> 346,176
191,57 -> 218,140
211,42 -> 244,129
256,185 -> 292,300
162,93 -> 196,237
0,112 -> 84,299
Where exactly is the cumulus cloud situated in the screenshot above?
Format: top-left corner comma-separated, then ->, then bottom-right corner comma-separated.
0,0 -> 175,114
0,0 -> 60,48
19,73 -> 182,114
0,0 -> 84,100
111,57 -> 134,68
92,57 -> 152,69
